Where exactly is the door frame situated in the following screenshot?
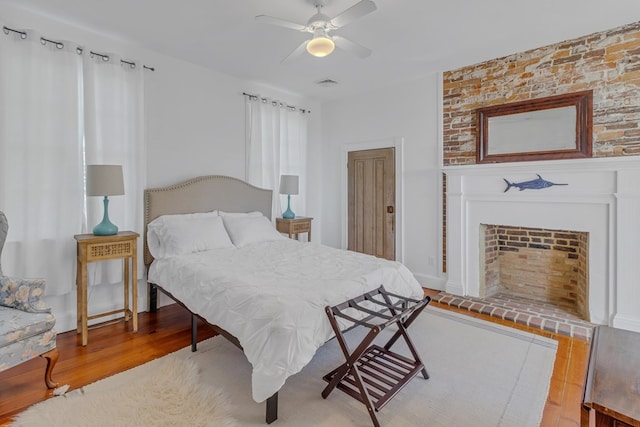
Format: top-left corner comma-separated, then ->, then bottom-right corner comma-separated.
341,137 -> 404,263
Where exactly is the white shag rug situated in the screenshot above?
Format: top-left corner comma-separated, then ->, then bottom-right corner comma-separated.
13,306 -> 557,427
12,356 -> 236,427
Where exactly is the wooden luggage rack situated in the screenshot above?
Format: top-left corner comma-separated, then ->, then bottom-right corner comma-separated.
322,285 -> 431,427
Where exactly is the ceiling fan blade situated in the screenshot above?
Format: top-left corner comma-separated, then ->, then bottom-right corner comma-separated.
333,35 -> 372,58
281,40 -> 310,64
329,0 -> 377,28
255,15 -> 308,32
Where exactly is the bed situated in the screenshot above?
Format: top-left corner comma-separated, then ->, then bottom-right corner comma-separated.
143,175 -> 425,423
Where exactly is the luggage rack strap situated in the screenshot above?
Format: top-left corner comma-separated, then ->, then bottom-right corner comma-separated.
330,285 -> 430,330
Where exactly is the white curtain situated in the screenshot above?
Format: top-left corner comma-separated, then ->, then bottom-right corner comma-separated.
245,96 -> 281,218
83,53 -> 146,286
0,27 -> 146,296
279,109 -> 308,217
0,30 -> 84,295
245,95 -> 308,219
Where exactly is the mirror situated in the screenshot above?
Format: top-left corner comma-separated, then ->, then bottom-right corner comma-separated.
476,91 -> 592,163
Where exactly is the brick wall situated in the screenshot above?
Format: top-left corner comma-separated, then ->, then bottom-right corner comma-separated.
442,21 -> 640,275
480,225 -> 589,320
442,21 -> 640,165
441,173 -> 447,272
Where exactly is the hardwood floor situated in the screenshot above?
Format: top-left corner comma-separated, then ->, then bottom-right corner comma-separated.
0,304 -> 217,426
0,290 -> 589,426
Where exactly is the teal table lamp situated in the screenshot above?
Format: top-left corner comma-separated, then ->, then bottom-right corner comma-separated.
86,165 -> 124,236
279,175 -> 299,219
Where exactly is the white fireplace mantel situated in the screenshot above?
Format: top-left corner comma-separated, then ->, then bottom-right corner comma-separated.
444,156 -> 640,332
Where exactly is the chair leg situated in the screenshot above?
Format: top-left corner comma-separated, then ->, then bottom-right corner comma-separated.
40,347 -> 59,389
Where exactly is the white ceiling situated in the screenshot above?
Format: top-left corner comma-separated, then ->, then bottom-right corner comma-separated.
4,0 -> 640,101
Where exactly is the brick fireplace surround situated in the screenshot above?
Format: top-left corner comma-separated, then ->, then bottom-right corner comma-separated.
440,20 -> 640,334
443,158 -> 640,332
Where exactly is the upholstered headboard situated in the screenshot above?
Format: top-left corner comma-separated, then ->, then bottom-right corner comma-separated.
143,175 -> 272,267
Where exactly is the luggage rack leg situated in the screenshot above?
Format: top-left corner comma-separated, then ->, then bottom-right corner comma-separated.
321,286 -> 431,427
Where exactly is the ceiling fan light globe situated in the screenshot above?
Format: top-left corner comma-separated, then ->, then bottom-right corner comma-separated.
306,36 -> 335,57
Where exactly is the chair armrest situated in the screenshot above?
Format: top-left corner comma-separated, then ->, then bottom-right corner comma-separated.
0,276 -> 52,313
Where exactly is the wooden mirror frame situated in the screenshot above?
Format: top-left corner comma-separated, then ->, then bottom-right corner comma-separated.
476,90 -> 593,163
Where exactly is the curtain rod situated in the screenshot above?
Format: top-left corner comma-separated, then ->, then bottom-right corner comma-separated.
243,92 -> 311,114
3,25 -> 155,71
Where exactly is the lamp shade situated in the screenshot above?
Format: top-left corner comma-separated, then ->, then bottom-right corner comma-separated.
279,175 -> 299,195
86,165 -> 124,196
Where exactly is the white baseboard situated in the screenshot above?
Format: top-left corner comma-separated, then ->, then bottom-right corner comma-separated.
56,312 -> 78,334
413,272 -> 447,290
444,279 -> 464,296
612,314 -> 640,333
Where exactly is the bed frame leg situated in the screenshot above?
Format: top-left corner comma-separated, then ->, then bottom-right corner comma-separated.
266,392 -> 278,424
149,283 -> 158,312
191,315 -> 198,352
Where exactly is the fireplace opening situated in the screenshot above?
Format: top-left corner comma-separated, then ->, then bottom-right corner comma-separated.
480,224 -> 589,321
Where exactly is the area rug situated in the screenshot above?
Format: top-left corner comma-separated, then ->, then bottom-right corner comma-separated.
11,356 -> 236,427
13,306 -> 557,427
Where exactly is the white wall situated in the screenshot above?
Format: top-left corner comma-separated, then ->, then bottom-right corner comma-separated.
145,62 -> 322,190
0,3 -> 323,332
321,76 -> 445,288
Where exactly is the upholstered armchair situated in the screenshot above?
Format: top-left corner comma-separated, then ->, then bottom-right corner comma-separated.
0,211 -> 58,388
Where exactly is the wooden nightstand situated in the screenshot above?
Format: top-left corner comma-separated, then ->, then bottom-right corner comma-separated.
276,217 -> 313,241
74,231 -> 139,346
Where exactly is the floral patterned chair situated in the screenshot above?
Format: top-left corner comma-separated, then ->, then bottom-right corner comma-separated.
0,211 -> 58,388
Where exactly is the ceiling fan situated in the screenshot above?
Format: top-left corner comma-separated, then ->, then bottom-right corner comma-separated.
256,0 -> 377,63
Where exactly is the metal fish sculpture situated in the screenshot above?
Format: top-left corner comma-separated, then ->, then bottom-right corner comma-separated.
503,174 -> 568,192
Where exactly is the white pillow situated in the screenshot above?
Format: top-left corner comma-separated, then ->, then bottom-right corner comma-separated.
147,212 -> 234,258
222,215 -> 284,247
147,212 -> 217,258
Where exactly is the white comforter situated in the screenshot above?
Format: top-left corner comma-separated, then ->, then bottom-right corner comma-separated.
148,239 -> 424,402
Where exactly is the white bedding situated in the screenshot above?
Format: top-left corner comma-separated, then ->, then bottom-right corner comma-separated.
148,239 -> 424,402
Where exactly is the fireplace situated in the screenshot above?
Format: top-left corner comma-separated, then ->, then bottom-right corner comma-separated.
444,157 -> 640,331
480,224 -> 589,320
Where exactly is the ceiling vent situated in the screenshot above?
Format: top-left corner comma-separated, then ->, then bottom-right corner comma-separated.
317,78 -> 339,87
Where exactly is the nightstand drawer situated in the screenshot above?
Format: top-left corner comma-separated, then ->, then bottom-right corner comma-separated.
291,222 -> 310,233
87,241 -> 134,261
276,217 -> 313,242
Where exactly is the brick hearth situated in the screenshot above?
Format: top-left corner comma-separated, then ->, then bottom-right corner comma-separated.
432,292 -> 594,340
